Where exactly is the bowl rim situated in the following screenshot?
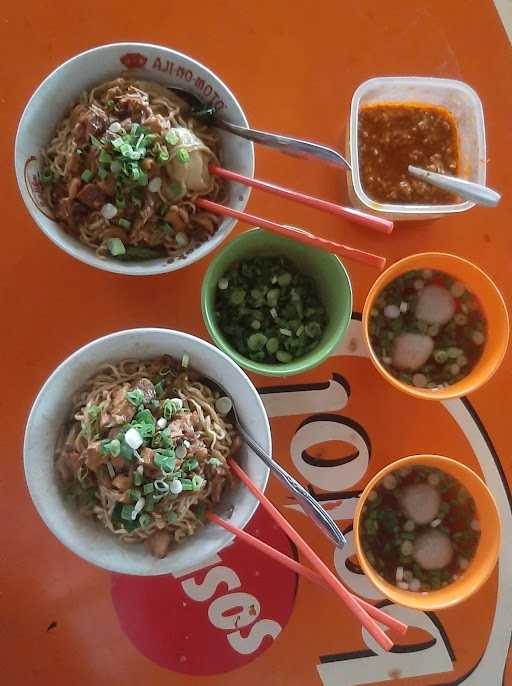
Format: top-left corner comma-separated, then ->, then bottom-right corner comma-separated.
23,327 -> 271,575
14,42 -> 254,276
200,228 -> 353,377
348,75 -> 486,217
362,251 -> 509,399
353,454 -> 501,610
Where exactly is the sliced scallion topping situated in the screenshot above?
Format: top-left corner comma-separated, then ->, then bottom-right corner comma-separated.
81,169 -> 94,182
121,505 -> 134,521
177,148 -> 190,163
191,475 -> 205,491
106,238 -> 126,256
139,513 -> 152,528
99,150 -> 112,164
165,130 -> 179,145
126,388 -> 145,407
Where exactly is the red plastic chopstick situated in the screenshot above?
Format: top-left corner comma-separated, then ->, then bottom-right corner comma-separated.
210,164 -> 393,235
228,459 -> 394,651
208,512 -> 407,636
196,198 -> 386,271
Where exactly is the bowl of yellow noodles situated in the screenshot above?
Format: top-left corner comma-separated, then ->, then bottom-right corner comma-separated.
24,328 -> 270,575
15,43 -> 254,275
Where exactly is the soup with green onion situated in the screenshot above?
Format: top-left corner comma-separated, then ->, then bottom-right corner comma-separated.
360,466 -> 481,593
369,269 -> 487,389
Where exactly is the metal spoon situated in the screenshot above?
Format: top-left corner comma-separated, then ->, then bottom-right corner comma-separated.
231,413 -> 347,548
408,166 -> 501,208
171,88 -> 351,171
200,372 -> 346,549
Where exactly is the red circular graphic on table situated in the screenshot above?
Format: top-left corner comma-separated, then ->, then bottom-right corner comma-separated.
111,506 -> 298,675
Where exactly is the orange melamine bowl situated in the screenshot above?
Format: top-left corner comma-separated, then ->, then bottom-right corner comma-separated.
362,252 -> 509,400
354,455 -> 501,611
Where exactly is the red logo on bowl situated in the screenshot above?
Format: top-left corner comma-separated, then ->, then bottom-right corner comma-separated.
111,506 -> 297,675
120,52 -> 147,69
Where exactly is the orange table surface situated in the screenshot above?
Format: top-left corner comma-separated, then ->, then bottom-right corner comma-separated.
2,1 -> 512,685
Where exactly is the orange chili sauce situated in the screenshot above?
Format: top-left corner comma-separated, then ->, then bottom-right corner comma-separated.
358,103 -> 459,205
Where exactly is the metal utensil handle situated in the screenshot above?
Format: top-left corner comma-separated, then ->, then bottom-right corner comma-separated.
239,426 -> 346,548
408,165 -> 501,207
216,120 -> 351,171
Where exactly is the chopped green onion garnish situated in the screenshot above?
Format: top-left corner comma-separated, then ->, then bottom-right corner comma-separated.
184,458 -> 199,472
145,494 -> 155,512
109,439 -> 121,457
121,505 -> 134,521
143,482 -> 155,495
181,353 -> 190,368
133,471 -> 143,486
118,218 -> 131,230
139,513 -> 151,528
165,130 -> 179,145
99,150 -> 112,164
154,479 -> 169,494
120,143 -> 133,157
132,409 -> 156,437
97,167 -> 108,180
192,475 -> 205,491
177,148 -> 190,163
87,404 -> 101,420
155,447 -> 176,458
248,333 -> 267,351
157,146 -> 170,163
181,478 -> 193,491
127,388 -> 145,407
106,238 -> 126,256
119,441 -> 134,461
128,488 -> 142,503
154,452 -> 170,468
166,510 -> 178,523
81,169 -> 94,182
162,398 -> 182,419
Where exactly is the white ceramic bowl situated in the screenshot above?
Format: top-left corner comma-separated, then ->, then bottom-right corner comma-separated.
15,43 -> 254,275
24,329 -> 270,576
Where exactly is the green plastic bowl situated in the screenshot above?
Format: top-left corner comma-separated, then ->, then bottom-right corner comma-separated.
201,228 -> 353,377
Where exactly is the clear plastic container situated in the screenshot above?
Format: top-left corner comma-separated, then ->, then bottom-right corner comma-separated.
347,77 -> 486,221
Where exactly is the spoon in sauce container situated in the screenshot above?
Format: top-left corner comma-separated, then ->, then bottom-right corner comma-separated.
408,166 -> 501,208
